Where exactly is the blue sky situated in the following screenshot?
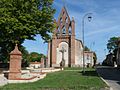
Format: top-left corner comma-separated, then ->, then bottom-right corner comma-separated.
23,0 -> 120,62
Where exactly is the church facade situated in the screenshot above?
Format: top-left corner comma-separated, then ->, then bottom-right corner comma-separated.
47,7 -> 93,67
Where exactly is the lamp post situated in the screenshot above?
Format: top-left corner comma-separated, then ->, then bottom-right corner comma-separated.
82,13 -> 92,73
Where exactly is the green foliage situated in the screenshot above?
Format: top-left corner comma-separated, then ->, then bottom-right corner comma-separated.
84,46 -> 90,51
107,37 -> 119,53
20,46 -> 29,67
93,52 -> 97,61
0,0 -> 55,62
93,52 -> 97,67
0,0 -> 55,42
20,46 -> 29,61
28,52 -> 46,62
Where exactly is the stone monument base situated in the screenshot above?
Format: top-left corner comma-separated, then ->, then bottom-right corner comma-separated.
8,72 -> 21,80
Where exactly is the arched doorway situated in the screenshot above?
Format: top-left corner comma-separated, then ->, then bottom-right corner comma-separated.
56,42 -> 69,67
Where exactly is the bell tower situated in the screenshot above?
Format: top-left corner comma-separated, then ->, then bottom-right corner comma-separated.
48,7 -> 75,67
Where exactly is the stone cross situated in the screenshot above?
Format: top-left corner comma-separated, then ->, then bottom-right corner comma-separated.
59,47 -> 66,67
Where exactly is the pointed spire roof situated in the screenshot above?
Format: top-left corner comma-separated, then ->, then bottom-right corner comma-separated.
10,44 -> 22,55
58,6 -> 70,20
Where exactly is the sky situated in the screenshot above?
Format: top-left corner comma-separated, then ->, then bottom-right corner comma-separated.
23,0 -> 120,62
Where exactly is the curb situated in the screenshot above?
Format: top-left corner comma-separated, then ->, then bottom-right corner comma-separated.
100,77 -> 113,90
96,69 -> 113,90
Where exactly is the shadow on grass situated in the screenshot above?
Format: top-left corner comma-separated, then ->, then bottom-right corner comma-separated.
117,81 -> 120,85
80,70 -> 99,77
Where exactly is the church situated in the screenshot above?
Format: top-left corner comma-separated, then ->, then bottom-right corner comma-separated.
47,7 -> 94,67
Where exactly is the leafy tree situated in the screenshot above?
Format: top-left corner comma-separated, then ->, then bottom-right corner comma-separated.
107,37 -> 119,53
28,52 -> 46,62
20,46 -> 29,67
93,52 -> 97,67
84,46 -> 90,51
0,0 -> 55,62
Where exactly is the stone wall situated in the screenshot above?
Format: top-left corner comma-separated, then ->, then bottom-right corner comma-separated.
75,39 -> 83,67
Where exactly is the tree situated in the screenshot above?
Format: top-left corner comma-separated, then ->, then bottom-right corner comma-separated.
84,46 -> 90,51
93,52 -> 97,67
28,52 -> 46,62
0,0 -> 55,62
20,46 -> 29,67
107,37 -> 119,53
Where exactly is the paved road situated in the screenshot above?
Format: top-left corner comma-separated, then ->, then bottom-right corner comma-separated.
97,66 -> 120,90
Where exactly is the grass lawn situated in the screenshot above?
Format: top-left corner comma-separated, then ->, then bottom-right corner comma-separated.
64,67 -> 82,70
0,68 -> 107,90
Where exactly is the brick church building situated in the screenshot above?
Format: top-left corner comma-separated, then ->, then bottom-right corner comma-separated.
47,7 -> 94,67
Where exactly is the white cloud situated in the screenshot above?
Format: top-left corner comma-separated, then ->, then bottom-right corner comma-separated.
85,25 -> 120,37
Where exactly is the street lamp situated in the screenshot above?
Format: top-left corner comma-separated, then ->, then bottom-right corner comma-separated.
82,13 -> 92,73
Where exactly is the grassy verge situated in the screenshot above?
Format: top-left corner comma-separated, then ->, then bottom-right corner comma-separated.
0,68 -> 107,90
64,67 -> 82,70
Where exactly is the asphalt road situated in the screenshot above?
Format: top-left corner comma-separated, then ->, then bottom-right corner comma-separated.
97,66 -> 120,90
